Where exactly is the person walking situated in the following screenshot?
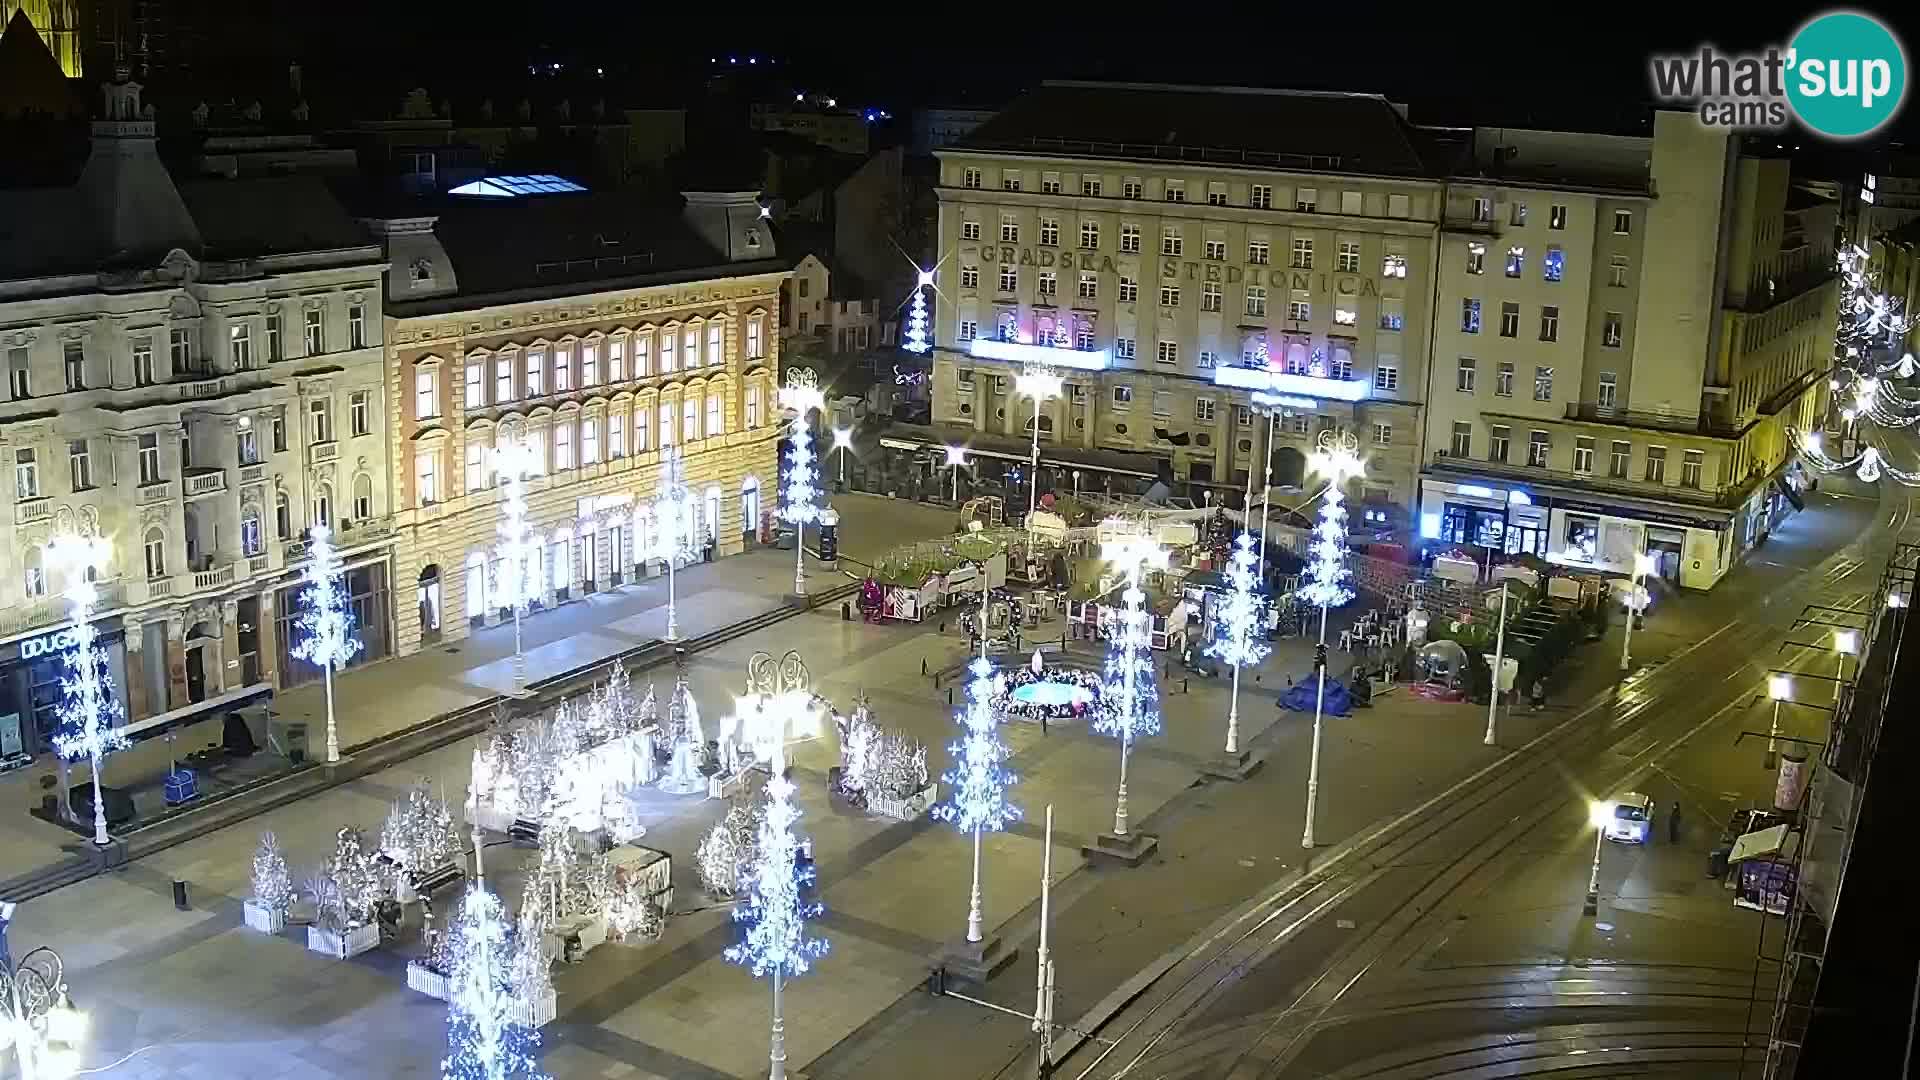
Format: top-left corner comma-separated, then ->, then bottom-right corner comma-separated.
1669,800 -> 1682,843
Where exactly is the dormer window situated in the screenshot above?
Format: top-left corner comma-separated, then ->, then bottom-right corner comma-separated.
745,228 -> 761,249
410,258 -> 434,285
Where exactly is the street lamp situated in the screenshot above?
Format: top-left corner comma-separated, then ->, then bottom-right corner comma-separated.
831,426 -> 854,487
945,444 -> 967,503
1098,527 -> 1169,843
1484,582 -> 1510,746
1249,393 -> 1286,579
1300,431 -> 1364,850
1619,552 -> 1655,672
779,370 -> 826,598
1014,364 -> 1063,529
1766,674 -> 1792,770
1833,629 -> 1859,704
492,437 -> 543,688
1584,800 -> 1612,916
46,535 -> 123,848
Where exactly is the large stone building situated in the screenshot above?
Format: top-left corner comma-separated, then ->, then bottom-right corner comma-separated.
0,75 -> 394,761
1420,113 -> 1836,590
928,82 -> 1442,514
360,183 -> 787,660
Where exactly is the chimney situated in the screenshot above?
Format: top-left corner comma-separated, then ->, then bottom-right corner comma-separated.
79,68 -> 201,264
681,190 -> 774,263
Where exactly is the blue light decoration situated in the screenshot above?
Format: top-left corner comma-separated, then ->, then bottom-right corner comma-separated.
291,524 -> 363,763
441,885 -> 546,1080
903,270 -> 933,355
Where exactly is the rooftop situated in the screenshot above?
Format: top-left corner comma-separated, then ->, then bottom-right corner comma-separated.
953,81 -> 1440,178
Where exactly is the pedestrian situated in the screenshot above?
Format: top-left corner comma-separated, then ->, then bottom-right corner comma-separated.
1669,800 -> 1682,843
1040,709 -> 1049,737
1529,677 -> 1547,713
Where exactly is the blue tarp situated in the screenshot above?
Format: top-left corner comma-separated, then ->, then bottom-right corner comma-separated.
1278,676 -> 1353,717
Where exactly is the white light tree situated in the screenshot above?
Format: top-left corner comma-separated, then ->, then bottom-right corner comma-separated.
724,692 -> 828,1080
658,662 -> 705,795
650,445 -> 698,641
48,534 -> 127,846
932,585 -> 1019,944
1299,430 -> 1364,850
494,438 -> 544,692
1205,532 -> 1270,757
441,884 -> 546,1080
778,369 -> 825,597
291,524 -> 363,763
1096,526 -> 1168,844
902,269 -> 933,355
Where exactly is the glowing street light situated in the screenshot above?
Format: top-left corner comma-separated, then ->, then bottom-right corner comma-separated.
492,438 -> 543,688
1584,800 -> 1612,916
779,370 -> 826,597
1833,629 -> 1859,705
1766,674 -> 1792,769
830,426 -> 854,487
1300,431 -> 1364,850
945,444 -> 967,503
1098,527 -> 1170,842
0,927 -> 86,1080
1014,364 -> 1064,530
1619,551 -> 1656,672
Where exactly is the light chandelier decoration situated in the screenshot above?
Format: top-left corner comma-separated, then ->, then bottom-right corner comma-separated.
902,269 -> 933,355
1796,243 -> 1920,488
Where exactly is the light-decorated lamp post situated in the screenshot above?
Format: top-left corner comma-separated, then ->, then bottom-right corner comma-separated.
1249,388 -> 1285,579
493,438 -> 543,691
1584,800 -> 1611,916
1766,674 -> 1792,770
933,581 -> 1019,947
1205,532 -> 1269,759
1096,523 -> 1168,848
903,269 -> 933,355
1300,430 -> 1364,850
724,660 -> 828,1080
651,444 -> 698,641
779,369 -> 825,598
48,534 -> 126,847
1014,364 -> 1063,529
441,883 -> 544,1080
945,444 -> 967,504
291,524 -> 363,764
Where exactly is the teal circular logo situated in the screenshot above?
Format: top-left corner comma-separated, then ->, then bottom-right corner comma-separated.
1787,11 -> 1908,138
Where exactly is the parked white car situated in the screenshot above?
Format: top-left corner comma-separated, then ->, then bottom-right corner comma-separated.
1606,792 -> 1655,844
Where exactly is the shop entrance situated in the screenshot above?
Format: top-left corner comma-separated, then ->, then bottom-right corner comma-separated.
185,620 -> 217,703
1647,528 -> 1686,585
417,564 -> 442,644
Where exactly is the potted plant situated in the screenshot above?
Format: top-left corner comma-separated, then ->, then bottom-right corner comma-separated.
244,831 -> 293,934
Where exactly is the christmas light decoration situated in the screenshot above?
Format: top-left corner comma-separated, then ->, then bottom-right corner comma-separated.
902,269 -> 932,355
933,593 -> 1020,941
441,885 -> 546,1080
1300,430 -> 1365,850
494,438 -> 543,690
291,524 -> 363,764
47,534 -> 126,846
658,663 -> 706,795
651,444 -> 698,641
252,830 -> 294,914
779,370 -> 825,597
1205,532 -> 1271,756
1096,525 -> 1168,839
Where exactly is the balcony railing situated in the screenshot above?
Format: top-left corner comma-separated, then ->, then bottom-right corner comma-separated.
311,441 -> 339,463
184,469 -> 227,497
192,563 -> 235,591
139,481 -> 174,504
0,581 -> 127,637
248,554 -> 272,575
239,464 -> 266,486
1428,451 -> 1729,507
16,498 -> 51,524
1558,402 -> 1743,438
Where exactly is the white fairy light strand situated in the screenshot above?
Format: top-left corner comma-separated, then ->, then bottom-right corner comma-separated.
291,524 -> 363,676
1205,532 -> 1271,670
933,657 -> 1020,835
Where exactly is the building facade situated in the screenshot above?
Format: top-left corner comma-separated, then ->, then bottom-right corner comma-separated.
0,77 -> 394,760
1418,113 -> 1836,590
365,188 -> 786,661
929,82 -> 1442,513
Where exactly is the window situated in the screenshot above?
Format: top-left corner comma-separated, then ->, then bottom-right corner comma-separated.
1112,385 -> 1134,406
1383,252 -> 1407,278
1372,423 -> 1392,446
748,316 -> 766,359
1549,204 -> 1567,230
1038,271 -> 1057,297
1603,313 -> 1623,348
582,341 -> 601,385
1334,306 -> 1357,327
1123,178 -> 1143,199
1250,184 -> 1273,209
1465,243 -> 1485,275
1609,441 -> 1631,478
1002,173 -> 1021,192
1164,180 -> 1185,203
1472,196 -> 1493,222
303,308 -> 324,354
415,369 -> 437,420
1160,285 -> 1181,307
351,390 -> 370,436
954,265 -> 977,291
958,320 -> 978,342
1295,187 -> 1317,212
133,338 -> 155,386
1500,302 -> 1520,337
1533,365 -> 1554,401
1076,272 -> 1097,301
1489,425 -> 1511,462
1204,239 -> 1226,261
1118,276 -> 1138,303
1152,390 -> 1172,416
1509,200 -> 1529,226
496,358 -> 514,401
1116,337 -> 1136,360
1496,361 -> 1515,397
1080,221 -> 1099,249
582,416 -> 600,463
63,341 -> 84,389
1379,298 -> 1404,331
962,167 -> 981,189
1246,286 -> 1267,317
1001,215 -> 1019,243
1613,209 -> 1632,234
635,406 -> 651,450
1081,177 -> 1102,197
1340,190 -> 1363,215
555,423 -> 574,469
1234,405 -> 1253,427
13,448 -> 36,500
1041,173 -> 1062,194
1077,322 -> 1095,351
1598,371 -> 1618,407
1540,306 -> 1560,341
682,398 -> 699,441
309,397 -> 332,443
1291,237 -> 1313,268
352,476 -> 372,520
1682,449 -> 1704,489
1248,241 -> 1270,265
144,528 -> 165,579
1609,256 -> 1629,287
607,339 -> 624,382
609,414 -> 625,458
349,304 -> 367,349
1450,421 -> 1472,457
1574,437 -> 1595,473
1374,362 -> 1399,391
1120,224 -> 1141,253
416,448 -> 439,503
1462,299 -> 1482,333
997,314 -> 1018,341
275,491 -> 291,538
1206,183 -> 1227,207
1543,248 -> 1564,283
1202,282 -> 1222,312
526,349 -> 546,395
138,433 -> 161,484
1645,445 -> 1667,482
1288,298 -> 1311,321
1387,193 -> 1410,218
465,363 -> 485,408
170,327 -> 194,373
1506,246 -> 1525,277
1161,228 -> 1183,256
272,406 -> 287,452
466,444 -> 486,492
68,439 -> 91,490
708,394 -> 724,438
1156,341 -> 1179,365
1039,218 -> 1059,246
1528,430 -> 1551,468
962,220 -> 981,241
1195,398 -> 1216,422
1456,357 -> 1477,392
999,265 -> 1018,292
265,315 -> 282,362
1338,241 -> 1360,272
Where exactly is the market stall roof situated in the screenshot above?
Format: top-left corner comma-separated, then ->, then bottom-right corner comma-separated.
879,423 -> 1166,480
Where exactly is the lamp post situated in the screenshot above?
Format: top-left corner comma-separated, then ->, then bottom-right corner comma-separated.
0,930 -> 85,1080
1833,629 -> 1858,704
1015,364 -> 1063,529
779,370 -> 825,598
1485,581 -> 1510,746
492,438 -> 542,689
1584,800 -> 1611,916
1300,431 -> 1364,850
831,426 -> 853,488
1098,526 -> 1169,842
1766,674 -> 1792,770
945,445 -> 967,504
1249,394 -> 1285,579
1619,552 -> 1655,672
46,535 -> 125,848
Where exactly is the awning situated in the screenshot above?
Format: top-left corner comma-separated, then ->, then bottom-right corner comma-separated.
1729,823 -> 1792,864
113,681 -> 274,743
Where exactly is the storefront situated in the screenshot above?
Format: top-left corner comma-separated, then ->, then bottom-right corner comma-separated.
0,617 -> 129,763
1420,481 -> 1547,556
275,560 -> 393,689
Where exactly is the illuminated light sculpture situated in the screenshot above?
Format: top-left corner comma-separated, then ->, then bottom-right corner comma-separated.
494,438 -> 543,690
0,939 -> 86,1080
933,580 -> 1020,946
902,269 -> 932,355
1014,364 -> 1064,531
291,524 -> 363,764
1093,524 -> 1168,857
440,885 -> 546,1080
779,369 -> 826,597
47,534 -> 127,847
651,445 -> 698,641
1205,532 -> 1270,759
658,661 -> 706,795
1300,430 -> 1364,850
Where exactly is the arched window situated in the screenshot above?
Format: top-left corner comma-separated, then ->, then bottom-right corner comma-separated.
143,527 -> 166,579
275,490 -> 292,539
313,482 -> 333,531
353,473 -> 374,520
240,504 -> 264,557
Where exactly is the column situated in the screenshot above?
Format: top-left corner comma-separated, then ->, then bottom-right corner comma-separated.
219,599 -> 241,696
123,617 -> 151,722
165,616 -> 189,708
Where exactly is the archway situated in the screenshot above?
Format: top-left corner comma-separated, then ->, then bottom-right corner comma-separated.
1273,446 -> 1307,489
417,563 -> 442,643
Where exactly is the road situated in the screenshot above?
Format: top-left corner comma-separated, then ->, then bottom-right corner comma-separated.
1060,491 -> 1905,1080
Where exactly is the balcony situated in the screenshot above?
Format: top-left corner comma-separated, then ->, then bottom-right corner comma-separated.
0,581 -> 126,637
176,375 -> 228,401
139,481 -> 174,505
184,468 -> 227,498
1428,451 -> 1729,507
1558,402 -> 1744,439
248,554 -> 272,575
192,563 -> 236,591
147,575 -> 174,599
311,441 -> 339,463
16,497 -> 51,524
239,464 -> 266,486
1442,213 -> 1502,236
